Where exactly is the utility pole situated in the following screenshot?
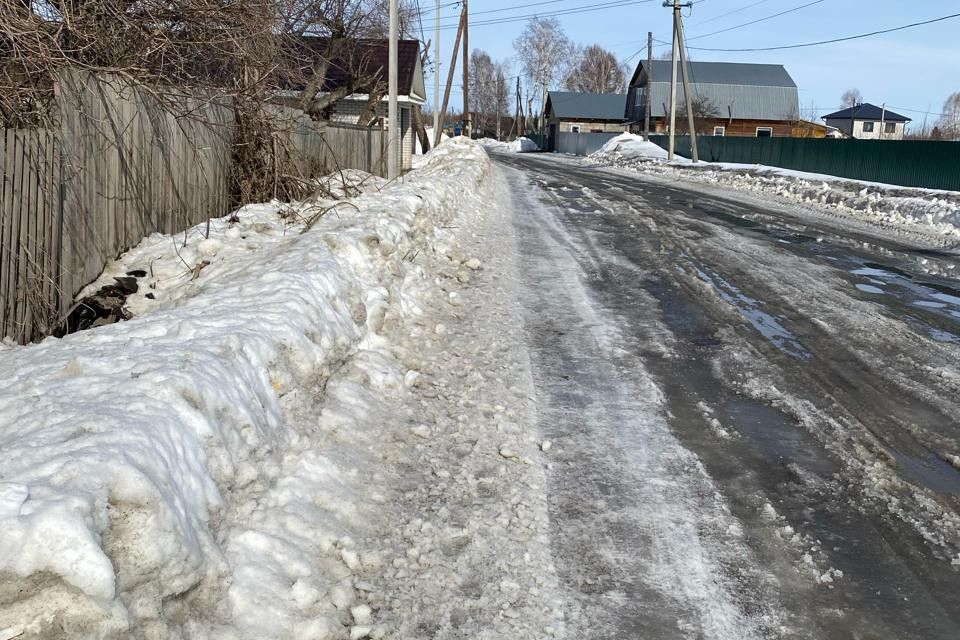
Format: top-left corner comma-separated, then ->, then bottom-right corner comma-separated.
436,7 -> 465,147
665,0 -> 697,162
880,102 -> 886,140
513,76 -> 525,138
644,31 -> 652,139
667,4 -> 679,160
387,0 -> 399,178
433,0 -> 440,140
675,3 -> 698,162
462,0 -> 470,138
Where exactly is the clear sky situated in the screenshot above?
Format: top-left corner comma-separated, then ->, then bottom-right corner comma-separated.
416,0 -> 960,128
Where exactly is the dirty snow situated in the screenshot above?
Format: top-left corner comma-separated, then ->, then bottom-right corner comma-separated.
589,138 -> 960,244
0,138 -> 530,638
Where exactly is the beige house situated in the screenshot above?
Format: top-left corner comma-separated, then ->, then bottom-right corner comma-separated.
544,91 -> 629,152
822,103 -> 910,140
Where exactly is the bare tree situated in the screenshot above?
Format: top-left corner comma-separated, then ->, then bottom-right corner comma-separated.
469,49 -> 510,138
675,95 -> 720,135
841,88 -> 863,108
564,45 -> 626,94
513,17 -> 575,122
937,92 -> 960,140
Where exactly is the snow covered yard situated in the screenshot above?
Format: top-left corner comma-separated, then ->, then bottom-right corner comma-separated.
589,133 -> 960,246
0,138 -> 558,639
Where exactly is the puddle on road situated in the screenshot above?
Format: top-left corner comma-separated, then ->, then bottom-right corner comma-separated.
685,261 -> 810,359
845,259 -> 960,342
855,283 -> 884,294
893,451 -> 960,494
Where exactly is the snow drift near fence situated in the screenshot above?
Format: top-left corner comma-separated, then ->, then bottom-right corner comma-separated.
480,137 -> 538,153
588,135 -> 960,244
0,138 -> 489,638
594,132 -> 671,161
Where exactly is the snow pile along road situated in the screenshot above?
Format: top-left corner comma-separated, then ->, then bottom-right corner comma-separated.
480,136 -> 538,153
589,136 -> 960,245
594,132 -> 672,162
0,138 -> 489,638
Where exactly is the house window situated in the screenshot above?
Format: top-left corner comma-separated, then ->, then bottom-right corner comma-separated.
756,127 -> 773,137
884,122 -> 896,134
713,126 -> 725,136
591,129 -> 603,133
570,125 -> 581,133
862,122 -> 875,132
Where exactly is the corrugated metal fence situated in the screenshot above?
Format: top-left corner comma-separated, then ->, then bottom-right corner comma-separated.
648,134 -> 960,191
556,132 -> 620,156
1,71 -> 386,343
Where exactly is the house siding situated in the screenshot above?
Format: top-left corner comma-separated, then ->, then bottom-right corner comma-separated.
649,117 -> 794,137
824,117 -> 906,140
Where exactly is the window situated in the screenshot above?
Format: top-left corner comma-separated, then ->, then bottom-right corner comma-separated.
590,129 -> 603,133
862,122 -> 875,132
570,125 -> 581,133
884,122 -> 897,134
756,127 -> 773,137
713,126 -> 725,136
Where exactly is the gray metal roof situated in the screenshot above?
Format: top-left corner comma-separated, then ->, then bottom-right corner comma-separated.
642,60 -> 797,88
546,91 -> 628,121
626,60 -> 799,122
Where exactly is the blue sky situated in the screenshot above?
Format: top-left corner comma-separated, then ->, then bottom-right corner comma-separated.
416,0 -> 960,128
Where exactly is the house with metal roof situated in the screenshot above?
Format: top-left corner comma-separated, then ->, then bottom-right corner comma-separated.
544,91 -> 629,151
276,37 -> 426,170
626,60 -> 800,137
821,103 -> 910,140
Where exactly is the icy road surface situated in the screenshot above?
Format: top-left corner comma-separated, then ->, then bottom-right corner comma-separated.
492,151 -> 960,639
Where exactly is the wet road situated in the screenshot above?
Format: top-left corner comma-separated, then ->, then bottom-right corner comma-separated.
493,152 -> 960,639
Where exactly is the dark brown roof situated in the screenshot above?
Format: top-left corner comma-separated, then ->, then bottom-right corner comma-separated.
283,37 -> 421,96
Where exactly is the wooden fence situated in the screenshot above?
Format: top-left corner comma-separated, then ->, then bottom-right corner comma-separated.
1,71 -> 387,343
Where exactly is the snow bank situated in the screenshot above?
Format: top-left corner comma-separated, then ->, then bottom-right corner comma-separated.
415,127 -> 452,155
0,138 -> 489,638
593,132 -> 671,161
481,137 -> 538,153
590,139 -> 960,243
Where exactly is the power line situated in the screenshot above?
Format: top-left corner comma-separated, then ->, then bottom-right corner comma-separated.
690,0 -> 775,27
673,11 -> 960,51
686,0 -> 826,41
426,0 -> 658,30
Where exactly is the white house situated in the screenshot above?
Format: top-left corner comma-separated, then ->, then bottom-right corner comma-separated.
822,103 -> 910,140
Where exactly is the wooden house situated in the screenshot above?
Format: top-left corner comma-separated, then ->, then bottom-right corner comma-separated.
625,60 -> 800,137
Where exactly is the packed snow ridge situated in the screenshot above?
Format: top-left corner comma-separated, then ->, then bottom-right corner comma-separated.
589,133 -> 960,245
480,137 -> 538,153
0,138 -> 490,638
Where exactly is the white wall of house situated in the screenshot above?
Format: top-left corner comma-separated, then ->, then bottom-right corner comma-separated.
824,118 -> 906,140
555,120 -> 629,133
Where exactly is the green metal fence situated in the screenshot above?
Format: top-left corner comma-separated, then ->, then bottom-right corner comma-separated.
647,135 -> 960,191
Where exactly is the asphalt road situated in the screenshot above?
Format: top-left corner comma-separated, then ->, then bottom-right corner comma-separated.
492,151 -> 960,639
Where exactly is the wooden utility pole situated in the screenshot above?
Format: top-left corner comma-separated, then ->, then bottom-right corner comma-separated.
644,31 -> 652,139
517,76 -> 523,136
387,0 -> 399,178
436,8 -> 465,147
668,3 -> 679,160
665,0 -> 697,162
433,0 -> 440,139
675,4 -> 699,162
462,0 -> 470,138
